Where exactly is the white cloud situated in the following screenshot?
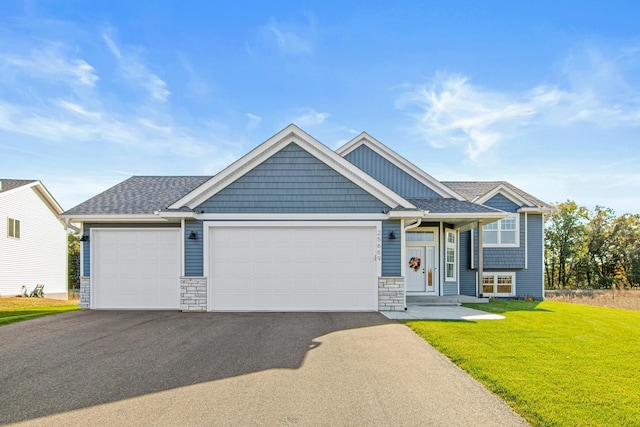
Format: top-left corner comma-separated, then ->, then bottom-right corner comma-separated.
397,73 -> 544,160
56,100 -> 102,120
0,45 -> 98,87
0,99 -> 220,159
293,107 -> 329,127
263,17 -> 314,55
102,33 -> 170,102
246,113 -> 262,131
398,47 -> 640,161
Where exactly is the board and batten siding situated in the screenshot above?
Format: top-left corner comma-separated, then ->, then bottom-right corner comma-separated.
516,214 -> 544,299
0,186 -> 67,298
381,220 -> 401,276
82,223 -> 179,277
344,145 -> 443,198
458,231 -> 476,296
184,220 -> 203,276
196,143 -> 389,214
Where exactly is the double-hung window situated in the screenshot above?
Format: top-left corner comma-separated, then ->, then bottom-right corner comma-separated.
482,214 -> 518,247
445,229 -> 456,281
7,218 -> 20,239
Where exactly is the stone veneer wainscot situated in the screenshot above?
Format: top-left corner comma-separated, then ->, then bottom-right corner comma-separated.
378,277 -> 405,311
180,277 -> 207,312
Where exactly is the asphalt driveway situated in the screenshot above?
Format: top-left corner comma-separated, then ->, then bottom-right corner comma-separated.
0,311 -> 527,426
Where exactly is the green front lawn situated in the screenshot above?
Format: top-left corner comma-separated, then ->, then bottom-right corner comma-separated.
0,297 -> 80,326
405,301 -> 640,426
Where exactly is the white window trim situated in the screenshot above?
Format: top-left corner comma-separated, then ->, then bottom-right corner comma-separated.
482,213 -> 519,248
7,217 -> 20,239
481,272 -> 516,297
445,228 -> 456,282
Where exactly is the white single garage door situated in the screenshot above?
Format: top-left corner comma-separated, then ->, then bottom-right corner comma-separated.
92,229 -> 181,309
208,222 -> 379,311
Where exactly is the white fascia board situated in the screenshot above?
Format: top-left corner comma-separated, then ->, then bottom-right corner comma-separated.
387,210 -> 428,219
206,220 -> 382,228
169,124 -> 413,210
58,214 -> 169,222
32,181 -> 64,215
336,132 -> 466,201
475,184 -> 531,207
424,212 -> 509,220
194,213 -> 390,221
155,211 -> 198,219
518,206 -> 554,214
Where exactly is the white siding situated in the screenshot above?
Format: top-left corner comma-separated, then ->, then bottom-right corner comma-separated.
0,186 -> 67,298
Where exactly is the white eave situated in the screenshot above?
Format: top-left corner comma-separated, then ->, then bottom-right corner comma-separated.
58,214 -> 171,223
169,124 -> 415,211
387,209 -> 508,232
336,132 -> 466,201
518,206 -> 554,214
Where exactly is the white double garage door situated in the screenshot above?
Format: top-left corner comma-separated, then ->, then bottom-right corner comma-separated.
92,222 -> 380,311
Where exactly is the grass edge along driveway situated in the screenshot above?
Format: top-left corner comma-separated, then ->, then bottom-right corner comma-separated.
0,298 -> 80,326
405,300 -> 640,427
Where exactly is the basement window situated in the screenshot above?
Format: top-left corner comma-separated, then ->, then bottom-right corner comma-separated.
482,272 -> 515,297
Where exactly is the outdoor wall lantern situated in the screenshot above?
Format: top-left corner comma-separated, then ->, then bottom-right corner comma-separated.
388,231 -> 397,240
188,231 -> 198,240
79,235 -> 89,242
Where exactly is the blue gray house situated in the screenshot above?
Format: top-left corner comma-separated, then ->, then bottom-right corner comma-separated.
61,124 -> 552,311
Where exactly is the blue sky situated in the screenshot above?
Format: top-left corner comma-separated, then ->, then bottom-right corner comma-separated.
1,1 -> 639,214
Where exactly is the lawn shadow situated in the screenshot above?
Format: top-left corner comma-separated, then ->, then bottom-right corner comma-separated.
0,310 -> 393,424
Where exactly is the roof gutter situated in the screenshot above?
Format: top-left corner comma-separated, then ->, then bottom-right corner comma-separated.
387,210 -> 428,219
64,218 -> 82,235
517,206 -> 555,214
58,214 -> 169,222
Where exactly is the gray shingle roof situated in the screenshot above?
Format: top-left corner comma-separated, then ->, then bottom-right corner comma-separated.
407,198 -> 504,214
442,181 -> 552,209
63,176 -> 212,215
0,179 -> 37,193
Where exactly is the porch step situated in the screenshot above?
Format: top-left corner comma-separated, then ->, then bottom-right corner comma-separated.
406,295 -> 490,305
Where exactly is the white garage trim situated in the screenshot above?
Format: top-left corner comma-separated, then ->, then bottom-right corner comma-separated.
90,228 -> 181,310
205,221 -> 381,312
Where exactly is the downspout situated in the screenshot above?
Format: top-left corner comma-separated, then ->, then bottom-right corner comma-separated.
402,217 -> 423,310
65,218 -> 81,235
477,220 -> 484,297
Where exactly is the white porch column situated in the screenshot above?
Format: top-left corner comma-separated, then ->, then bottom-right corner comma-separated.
477,220 -> 483,297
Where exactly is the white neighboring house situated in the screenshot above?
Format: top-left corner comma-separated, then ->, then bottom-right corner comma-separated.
0,179 -> 68,300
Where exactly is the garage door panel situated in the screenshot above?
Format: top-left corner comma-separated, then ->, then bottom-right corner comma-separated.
93,229 -> 180,310
209,224 -> 378,311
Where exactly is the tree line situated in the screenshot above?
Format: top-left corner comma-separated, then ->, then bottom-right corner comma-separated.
545,201 -> 640,289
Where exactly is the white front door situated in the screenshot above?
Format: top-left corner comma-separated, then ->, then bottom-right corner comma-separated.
406,246 -> 426,292
406,244 -> 438,295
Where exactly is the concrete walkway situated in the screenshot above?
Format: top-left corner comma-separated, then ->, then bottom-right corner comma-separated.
2,311 -> 523,426
382,305 -> 505,320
